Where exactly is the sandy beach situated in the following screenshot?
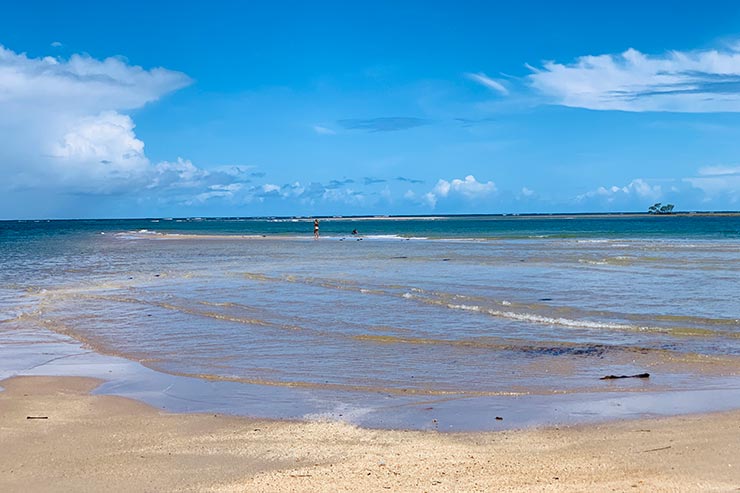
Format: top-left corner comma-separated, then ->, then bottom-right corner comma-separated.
0,376 -> 737,492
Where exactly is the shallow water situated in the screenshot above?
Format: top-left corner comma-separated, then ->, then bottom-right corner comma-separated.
1,215 -> 739,429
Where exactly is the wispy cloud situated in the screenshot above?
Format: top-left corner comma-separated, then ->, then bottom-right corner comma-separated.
312,124 -> 335,135
242,179 -> 376,209
465,72 -> 509,95
337,117 -> 429,132
697,165 -> 740,176
363,177 -> 387,185
396,176 -> 424,184
326,179 -> 355,189
454,117 -> 497,127
529,44 -> 740,112
684,165 -> 740,202
520,187 -> 534,197
50,41 -> 63,48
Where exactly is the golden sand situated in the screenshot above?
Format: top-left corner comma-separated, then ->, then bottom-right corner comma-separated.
1,375 -> 738,492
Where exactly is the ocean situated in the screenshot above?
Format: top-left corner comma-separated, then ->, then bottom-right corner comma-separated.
1,214 -> 739,430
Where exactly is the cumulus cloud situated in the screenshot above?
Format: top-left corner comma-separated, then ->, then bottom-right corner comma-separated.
465,72 -> 509,95
0,44 -> 193,199
434,175 -> 497,198
529,44 -> 740,112
570,168 -> 740,211
577,179 -> 663,203
50,111 -> 149,189
421,175 -> 497,208
150,158 -> 209,189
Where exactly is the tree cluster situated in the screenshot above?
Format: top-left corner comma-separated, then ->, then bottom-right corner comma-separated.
648,203 -> 675,214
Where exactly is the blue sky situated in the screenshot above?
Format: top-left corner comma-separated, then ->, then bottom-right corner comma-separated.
2,1 -> 740,219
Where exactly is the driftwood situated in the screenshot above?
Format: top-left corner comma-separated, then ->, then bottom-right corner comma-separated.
600,373 -> 650,380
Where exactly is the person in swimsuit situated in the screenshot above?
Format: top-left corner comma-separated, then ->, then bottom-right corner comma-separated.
314,219 -> 319,239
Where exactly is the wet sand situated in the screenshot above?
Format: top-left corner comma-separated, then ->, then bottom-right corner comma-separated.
1,375 -> 738,492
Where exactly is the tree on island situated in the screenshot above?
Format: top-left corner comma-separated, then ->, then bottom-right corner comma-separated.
648,203 -> 675,214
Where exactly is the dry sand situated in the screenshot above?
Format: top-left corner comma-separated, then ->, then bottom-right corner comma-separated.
1,376 -> 738,492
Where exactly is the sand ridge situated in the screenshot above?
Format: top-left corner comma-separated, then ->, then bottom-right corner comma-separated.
0,375 -> 738,492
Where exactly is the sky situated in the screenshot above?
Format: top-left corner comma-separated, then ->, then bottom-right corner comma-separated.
2,1 -> 740,219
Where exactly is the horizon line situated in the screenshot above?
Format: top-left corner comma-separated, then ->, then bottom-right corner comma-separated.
3,210 -> 740,222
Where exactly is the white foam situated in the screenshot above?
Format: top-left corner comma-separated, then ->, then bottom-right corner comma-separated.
362,234 -> 417,240
441,301 -> 655,332
486,308 -> 650,332
448,303 -> 481,312
302,402 -> 374,424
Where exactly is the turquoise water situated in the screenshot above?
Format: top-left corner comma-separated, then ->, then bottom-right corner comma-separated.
3,213 -> 740,240
1,214 -> 739,429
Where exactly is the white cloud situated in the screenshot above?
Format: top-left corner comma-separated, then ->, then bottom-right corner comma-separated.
151,158 -> 209,189
697,165 -> 740,176
577,179 -> 662,203
284,182 -> 306,197
465,72 -> 509,95
189,190 -> 233,204
434,175 -> 497,198
50,41 -> 63,48
529,44 -> 740,112
50,111 -> 149,189
520,187 -> 534,197
210,183 -> 244,192
422,192 -> 437,208
0,45 -> 191,112
0,44 -> 193,197
321,187 -> 366,206
684,165 -> 740,201
313,125 -> 336,135
420,175 -> 497,209
571,168 -> 740,210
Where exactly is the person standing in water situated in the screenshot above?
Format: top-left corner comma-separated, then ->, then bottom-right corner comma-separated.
313,219 -> 319,239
